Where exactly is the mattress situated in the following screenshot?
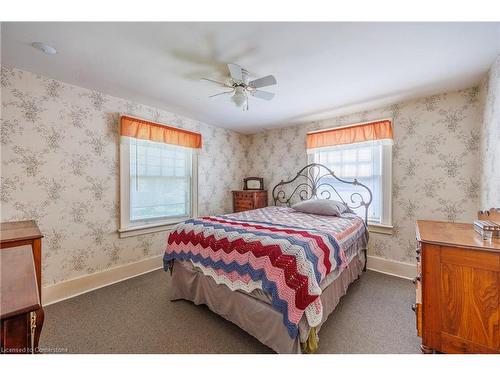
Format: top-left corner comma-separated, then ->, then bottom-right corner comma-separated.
164,206 -> 368,339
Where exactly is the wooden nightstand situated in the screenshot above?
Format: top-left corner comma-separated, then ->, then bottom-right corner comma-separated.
232,190 -> 268,213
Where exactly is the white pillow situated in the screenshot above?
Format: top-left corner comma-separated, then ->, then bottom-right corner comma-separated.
291,199 -> 350,216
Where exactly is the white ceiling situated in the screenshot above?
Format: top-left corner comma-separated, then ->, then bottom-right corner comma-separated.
2,22 -> 499,133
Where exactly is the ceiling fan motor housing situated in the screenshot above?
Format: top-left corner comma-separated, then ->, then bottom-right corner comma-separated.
202,63 -> 276,110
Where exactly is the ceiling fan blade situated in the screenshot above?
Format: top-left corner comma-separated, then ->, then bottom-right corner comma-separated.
209,90 -> 234,98
201,77 -> 233,88
248,75 -> 277,88
227,63 -> 243,82
252,90 -> 275,101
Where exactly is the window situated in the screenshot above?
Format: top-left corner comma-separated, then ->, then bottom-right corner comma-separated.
307,120 -> 393,227
119,116 -> 200,237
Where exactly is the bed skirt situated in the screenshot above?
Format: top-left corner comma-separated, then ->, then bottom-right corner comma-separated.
168,253 -> 364,354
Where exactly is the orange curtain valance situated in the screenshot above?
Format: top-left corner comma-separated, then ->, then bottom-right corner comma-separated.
120,115 -> 202,149
306,120 -> 393,149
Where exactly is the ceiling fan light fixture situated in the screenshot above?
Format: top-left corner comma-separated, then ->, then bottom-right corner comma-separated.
231,87 -> 246,107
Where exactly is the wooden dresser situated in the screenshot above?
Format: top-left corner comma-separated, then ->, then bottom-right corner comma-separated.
1,245 -> 42,353
415,220 -> 500,354
232,190 -> 268,213
0,221 -> 44,298
0,221 -> 44,353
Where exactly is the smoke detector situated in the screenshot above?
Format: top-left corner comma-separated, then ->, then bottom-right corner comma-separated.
32,42 -> 57,55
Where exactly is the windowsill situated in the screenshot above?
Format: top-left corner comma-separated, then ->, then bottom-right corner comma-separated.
368,222 -> 393,235
118,219 -> 187,238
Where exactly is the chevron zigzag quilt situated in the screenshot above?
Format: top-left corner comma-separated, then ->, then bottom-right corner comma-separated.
163,206 -> 366,338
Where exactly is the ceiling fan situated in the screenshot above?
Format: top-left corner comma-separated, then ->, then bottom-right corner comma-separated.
202,63 -> 277,111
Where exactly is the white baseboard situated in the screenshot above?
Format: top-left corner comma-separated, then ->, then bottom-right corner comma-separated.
42,254 -> 414,306
42,255 -> 164,306
366,255 -> 416,280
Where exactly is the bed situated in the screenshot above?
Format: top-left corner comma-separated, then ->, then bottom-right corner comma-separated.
163,163 -> 372,353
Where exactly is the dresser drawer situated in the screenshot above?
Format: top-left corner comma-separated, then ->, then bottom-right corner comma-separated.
235,200 -> 254,211
232,190 -> 268,213
413,242 -> 423,337
415,286 -> 422,336
415,245 -> 422,303
412,303 -> 423,337
413,275 -> 422,337
234,191 -> 254,200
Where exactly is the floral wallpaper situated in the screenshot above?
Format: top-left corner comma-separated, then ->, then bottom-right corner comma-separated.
478,55 -> 500,209
0,64 -> 491,285
246,87 -> 482,264
1,67 -> 249,286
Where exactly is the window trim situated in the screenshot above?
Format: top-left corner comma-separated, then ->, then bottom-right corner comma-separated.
368,222 -> 394,235
379,140 -> 393,227
118,137 -> 198,238
307,138 -> 393,227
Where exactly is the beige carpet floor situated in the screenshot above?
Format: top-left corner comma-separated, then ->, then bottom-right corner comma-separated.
40,269 -> 421,354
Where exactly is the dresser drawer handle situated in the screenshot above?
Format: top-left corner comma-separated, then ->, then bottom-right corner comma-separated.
413,276 -> 421,284
416,248 -> 421,255
411,304 -> 416,312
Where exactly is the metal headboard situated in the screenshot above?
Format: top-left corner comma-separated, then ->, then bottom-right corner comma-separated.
271,163 -> 373,224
